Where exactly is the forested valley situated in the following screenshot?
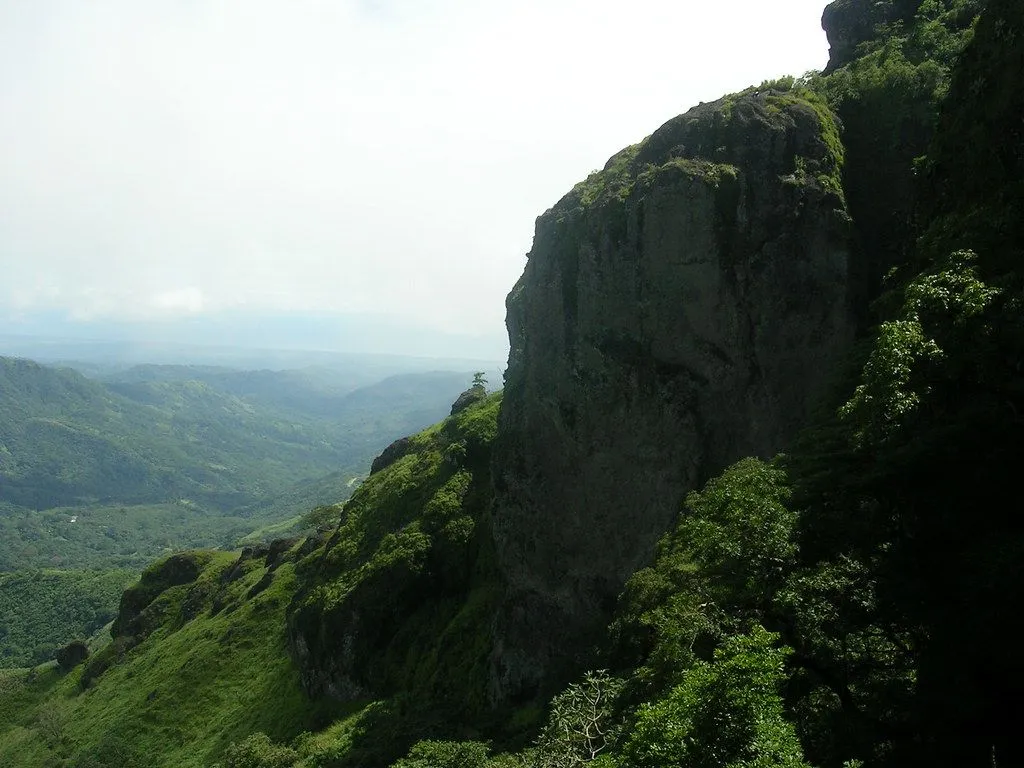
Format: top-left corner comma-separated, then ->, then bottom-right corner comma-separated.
0,355 -> 480,668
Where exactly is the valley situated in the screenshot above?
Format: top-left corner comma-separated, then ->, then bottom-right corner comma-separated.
0,351 -> 488,668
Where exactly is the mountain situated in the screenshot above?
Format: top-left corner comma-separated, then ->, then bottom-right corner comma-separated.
0,359 -> 478,573
2,0 -> 1019,765
0,357 -> 473,514
491,84 -> 854,697
0,358 -> 478,666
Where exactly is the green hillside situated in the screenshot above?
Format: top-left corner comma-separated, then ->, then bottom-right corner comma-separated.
0,358 -> 471,513
0,359 -> 476,670
0,393 -> 505,767
0,360 -> 476,571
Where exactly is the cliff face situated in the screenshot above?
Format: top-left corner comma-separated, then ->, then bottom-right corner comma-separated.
489,90 -> 854,701
818,0 -> 980,318
821,0 -> 918,71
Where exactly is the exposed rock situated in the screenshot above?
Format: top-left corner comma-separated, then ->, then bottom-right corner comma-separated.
821,0 -> 916,72
489,90 -> 854,702
56,640 -> 90,672
370,436 -> 413,475
265,537 -> 299,570
112,551 -> 208,638
450,384 -> 487,415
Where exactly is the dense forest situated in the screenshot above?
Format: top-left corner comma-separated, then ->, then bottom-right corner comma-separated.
0,0 -> 1021,765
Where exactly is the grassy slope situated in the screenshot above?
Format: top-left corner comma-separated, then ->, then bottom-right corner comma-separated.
0,393 -> 505,767
0,549 -> 344,767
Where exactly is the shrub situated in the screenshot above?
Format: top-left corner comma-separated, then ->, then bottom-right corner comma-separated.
621,626 -> 808,768
534,670 -> 625,767
220,732 -> 298,768
393,739 -> 490,768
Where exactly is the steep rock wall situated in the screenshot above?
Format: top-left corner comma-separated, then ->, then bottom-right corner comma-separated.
489,90 -> 854,701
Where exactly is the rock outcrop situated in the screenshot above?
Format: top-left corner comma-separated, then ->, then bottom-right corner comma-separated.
450,384 -> 487,415
370,436 -> 413,475
821,0 -> 916,71
489,89 -> 854,701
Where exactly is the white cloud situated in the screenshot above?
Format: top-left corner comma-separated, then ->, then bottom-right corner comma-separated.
0,0 -> 830,354
151,287 -> 206,315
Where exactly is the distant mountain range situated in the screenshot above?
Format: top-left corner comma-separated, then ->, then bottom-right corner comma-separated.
0,357 -> 470,510
0,308 -> 509,362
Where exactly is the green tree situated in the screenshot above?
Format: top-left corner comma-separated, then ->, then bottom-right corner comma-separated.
219,732 -> 297,768
393,740 -> 490,768
621,627 -> 809,768
533,670 -> 625,767
611,458 -> 798,696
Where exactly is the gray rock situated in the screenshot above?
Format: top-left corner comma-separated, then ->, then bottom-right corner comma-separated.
821,0 -> 916,72
488,90 -> 854,702
451,384 -> 487,415
370,436 -> 413,475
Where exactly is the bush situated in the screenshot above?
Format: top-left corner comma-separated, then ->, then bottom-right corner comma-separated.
621,627 -> 808,768
393,739 -> 490,768
220,732 -> 298,768
534,671 -> 625,768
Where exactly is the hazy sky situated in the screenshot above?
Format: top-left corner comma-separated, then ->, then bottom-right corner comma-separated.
0,0 -> 831,359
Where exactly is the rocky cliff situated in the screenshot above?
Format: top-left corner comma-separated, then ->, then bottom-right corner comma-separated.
489,89 -> 854,701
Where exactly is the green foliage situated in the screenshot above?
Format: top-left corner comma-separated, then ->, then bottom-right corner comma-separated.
0,500 -> 253,573
71,731 -> 146,767
220,732 -> 299,768
839,250 -> 997,445
612,459 -> 797,696
678,459 -> 798,608
0,569 -> 133,668
532,671 -> 624,768
0,547 -> 345,767
289,393 -> 504,730
393,739 -> 491,768
621,627 -> 808,768
917,0 -> 1024,275
808,0 -> 980,306
795,263 -> 1024,760
299,504 -> 344,533
776,7 -> 1024,758
569,143 -> 645,209
448,393 -> 502,458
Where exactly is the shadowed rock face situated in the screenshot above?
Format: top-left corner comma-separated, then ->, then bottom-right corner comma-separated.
821,0 -> 918,71
489,90 -> 854,702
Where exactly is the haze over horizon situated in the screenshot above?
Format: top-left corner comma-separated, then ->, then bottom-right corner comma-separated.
1,0 -> 832,360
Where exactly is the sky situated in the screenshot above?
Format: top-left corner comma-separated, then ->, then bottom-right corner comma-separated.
0,0 -> 832,360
